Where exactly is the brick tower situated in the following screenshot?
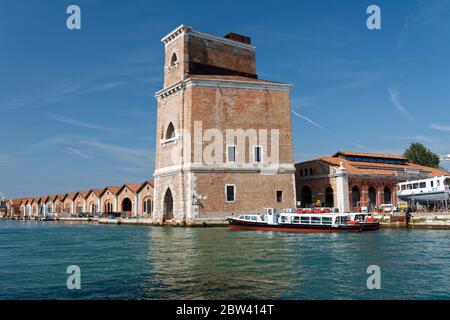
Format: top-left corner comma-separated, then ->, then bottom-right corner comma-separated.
153,25 -> 296,225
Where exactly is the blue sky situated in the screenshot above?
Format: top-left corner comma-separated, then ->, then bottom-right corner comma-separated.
1,0 -> 450,198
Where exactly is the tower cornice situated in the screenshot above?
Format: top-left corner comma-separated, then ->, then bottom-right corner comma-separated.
155,77 -> 291,101
161,24 -> 256,51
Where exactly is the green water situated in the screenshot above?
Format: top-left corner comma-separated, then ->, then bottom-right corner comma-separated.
0,221 -> 448,299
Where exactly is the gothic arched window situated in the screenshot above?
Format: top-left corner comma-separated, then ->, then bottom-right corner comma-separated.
165,122 -> 175,139
170,53 -> 178,67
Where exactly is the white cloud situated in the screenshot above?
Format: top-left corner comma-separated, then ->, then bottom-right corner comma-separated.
23,134 -> 153,170
64,147 -> 95,160
78,139 -> 153,169
380,135 -> 434,143
48,113 -> 119,132
291,110 -> 328,132
430,123 -> 450,132
399,0 -> 450,46
388,87 -> 415,121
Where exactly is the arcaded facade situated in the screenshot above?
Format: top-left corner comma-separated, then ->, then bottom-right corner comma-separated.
153,25 -> 296,225
5,182 -> 154,219
295,151 -> 449,212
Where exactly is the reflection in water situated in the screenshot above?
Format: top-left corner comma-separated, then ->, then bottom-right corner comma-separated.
0,221 -> 449,300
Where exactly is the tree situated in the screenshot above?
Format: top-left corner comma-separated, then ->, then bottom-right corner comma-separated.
403,143 -> 440,168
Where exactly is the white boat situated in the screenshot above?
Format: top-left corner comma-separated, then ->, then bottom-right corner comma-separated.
227,208 -> 379,233
397,176 -> 450,204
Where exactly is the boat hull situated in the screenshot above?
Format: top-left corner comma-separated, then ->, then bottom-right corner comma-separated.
227,218 -> 363,233
361,222 -> 380,231
398,192 -> 449,204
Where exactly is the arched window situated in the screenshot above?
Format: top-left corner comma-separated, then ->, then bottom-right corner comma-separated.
352,186 -> 360,207
301,186 -> 312,207
163,188 -> 174,221
384,187 -> 392,204
147,199 -> 152,214
122,198 -> 132,212
170,53 -> 178,67
143,198 -> 152,215
368,186 -> 377,207
165,122 -> 175,139
104,202 -> 112,213
325,187 -> 334,208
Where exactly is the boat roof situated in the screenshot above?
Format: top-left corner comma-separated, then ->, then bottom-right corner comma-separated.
398,175 -> 450,184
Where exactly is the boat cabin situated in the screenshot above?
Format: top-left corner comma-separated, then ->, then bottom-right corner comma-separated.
235,208 -> 351,227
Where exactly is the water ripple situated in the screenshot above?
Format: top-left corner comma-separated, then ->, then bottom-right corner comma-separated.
0,221 -> 449,299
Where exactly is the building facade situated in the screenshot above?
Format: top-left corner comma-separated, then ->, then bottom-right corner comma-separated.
153,25 -> 296,225
295,151 -> 449,212
5,181 -> 154,219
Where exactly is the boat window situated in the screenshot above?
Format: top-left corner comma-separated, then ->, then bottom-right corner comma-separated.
322,217 -> 332,225
311,217 -> 321,224
420,182 -> 426,188
407,184 -> 412,190
401,185 -> 406,191
413,183 -> 419,189
251,216 -> 257,221
292,216 -> 300,224
335,216 -> 348,224
300,217 -> 310,224
431,181 -> 434,188
281,216 -> 289,223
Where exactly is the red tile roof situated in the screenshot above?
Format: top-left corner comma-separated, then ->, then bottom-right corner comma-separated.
119,183 -> 143,194
46,195 -> 58,203
63,193 -> 76,201
74,191 -> 89,199
316,156 -> 448,177
9,179 -> 155,205
87,189 -> 103,197
11,198 -> 25,206
137,180 -> 154,192
333,151 -> 407,161
100,186 -> 121,196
